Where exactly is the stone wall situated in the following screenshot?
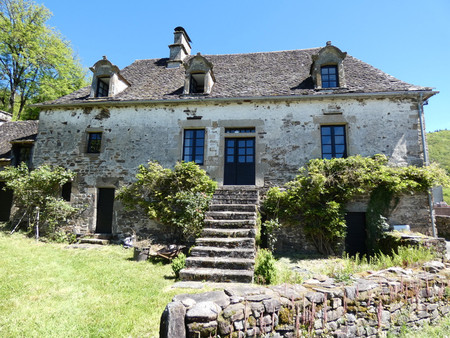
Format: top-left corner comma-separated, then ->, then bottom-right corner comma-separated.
436,216 -> 450,240
33,96 -> 428,237
160,263 -> 450,337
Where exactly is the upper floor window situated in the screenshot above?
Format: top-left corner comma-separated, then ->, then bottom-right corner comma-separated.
87,132 -> 102,153
183,53 -> 215,95
321,125 -> 347,159
190,73 -> 206,94
183,129 -> 205,165
96,77 -> 110,97
321,66 -> 339,88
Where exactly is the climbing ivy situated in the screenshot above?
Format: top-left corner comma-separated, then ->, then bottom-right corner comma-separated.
262,155 -> 449,256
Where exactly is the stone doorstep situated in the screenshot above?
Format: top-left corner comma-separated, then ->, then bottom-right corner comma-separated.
78,238 -> 110,245
209,204 -> 258,212
202,228 -> 255,238
196,237 -> 255,249
179,267 -> 254,283
189,246 -> 256,259
211,197 -> 259,205
204,219 -> 256,229
185,256 -> 255,270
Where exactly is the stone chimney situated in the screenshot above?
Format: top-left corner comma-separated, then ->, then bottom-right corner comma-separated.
167,26 -> 192,68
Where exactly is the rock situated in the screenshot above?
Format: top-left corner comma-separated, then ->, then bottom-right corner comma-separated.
174,290 -> 230,309
159,301 -> 186,338
222,303 -> 245,321
263,298 -> 281,313
423,261 -> 445,273
186,320 -> 217,336
186,301 -> 221,322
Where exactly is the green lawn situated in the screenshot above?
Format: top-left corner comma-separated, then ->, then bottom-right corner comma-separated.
0,233 -> 193,337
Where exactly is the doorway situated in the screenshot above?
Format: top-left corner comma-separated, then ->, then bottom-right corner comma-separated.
0,182 -> 13,222
345,212 -> 367,256
96,188 -> 115,234
224,137 -> 255,185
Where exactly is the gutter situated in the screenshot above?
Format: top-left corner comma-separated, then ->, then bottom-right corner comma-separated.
418,92 -> 437,237
35,90 -> 438,110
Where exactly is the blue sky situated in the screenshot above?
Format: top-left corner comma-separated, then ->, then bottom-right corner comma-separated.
40,0 -> 450,132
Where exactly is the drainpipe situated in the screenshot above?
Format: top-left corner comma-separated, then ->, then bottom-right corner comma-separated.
418,92 -> 437,237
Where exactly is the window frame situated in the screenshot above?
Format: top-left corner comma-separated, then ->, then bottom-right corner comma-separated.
182,129 -> 205,165
321,65 -> 339,88
86,132 -> 102,154
96,77 -> 110,97
321,125 -> 347,159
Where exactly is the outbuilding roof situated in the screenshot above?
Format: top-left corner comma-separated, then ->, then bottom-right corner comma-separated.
0,121 -> 39,159
41,47 -> 433,107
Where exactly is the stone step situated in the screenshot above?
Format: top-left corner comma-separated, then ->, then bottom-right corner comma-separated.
209,204 -> 257,212
190,246 -> 255,259
204,219 -> 256,229
202,228 -> 256,238
212,197 -> 259,205
196,237 -> 255,249
79,238 -> 110,245
205,211 -> 257,220
185,256 -> 254,270
179,267 -> 254,283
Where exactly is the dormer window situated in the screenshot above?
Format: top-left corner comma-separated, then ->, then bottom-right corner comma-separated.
183,53 -> 215,95
96,77 -> 110,97
89,56 -> 130,98
321,65 -> 339,88
311,42 -> 347,89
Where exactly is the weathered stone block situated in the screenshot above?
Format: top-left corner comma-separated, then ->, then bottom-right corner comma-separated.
159,301 -> 186,338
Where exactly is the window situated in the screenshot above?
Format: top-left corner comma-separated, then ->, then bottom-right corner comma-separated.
183,129 -> 205,164
190,73 -> 205,94
96,77 -> 109,97
321,125 -> 347,159
87,132 -> 102,153
62,182 -> 71,202
321,66 -> 339,88
12,144 -> 32,167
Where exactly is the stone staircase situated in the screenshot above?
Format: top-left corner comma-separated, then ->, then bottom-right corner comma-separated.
179,187 -> 259,283
78,233 -> 112,245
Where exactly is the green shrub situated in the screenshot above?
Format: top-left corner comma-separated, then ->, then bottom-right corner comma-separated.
262,218 -> 281,251
171,253 -> 186,279
254,249 -> 277,284
0,163 -> 77,236
117,161 -> 216,240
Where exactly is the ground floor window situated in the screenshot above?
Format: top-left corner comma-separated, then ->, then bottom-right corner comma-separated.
183,129 -> 205,165
321,125 -> 347,159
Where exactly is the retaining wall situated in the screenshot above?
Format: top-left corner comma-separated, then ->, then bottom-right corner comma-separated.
160,263 -> 450,337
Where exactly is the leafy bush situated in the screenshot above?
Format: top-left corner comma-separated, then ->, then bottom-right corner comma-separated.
171,253 -> 186,279
254,249 -> 277,284
263,155 -> 449,255
0,163 -> 77,236
262,218 -> 281,252
117,161 -> 216,240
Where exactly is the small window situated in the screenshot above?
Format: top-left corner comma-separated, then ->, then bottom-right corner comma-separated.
12,144 -> 32,167
321,125 -> 347,159
225,128 -> 255,134
321,66 -> 339,88
190,73 -> 205,94
87,132 -> 102,153
96,77 -> 110,97
183,129 -> 205,165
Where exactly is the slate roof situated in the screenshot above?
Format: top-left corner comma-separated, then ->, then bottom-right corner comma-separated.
42,48 -> 433,106
0,121 -> 39,158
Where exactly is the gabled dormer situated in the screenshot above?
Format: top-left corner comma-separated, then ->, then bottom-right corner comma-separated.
311,42 -> 347,89
183,53 -> 215,95
89,56 -> 130,98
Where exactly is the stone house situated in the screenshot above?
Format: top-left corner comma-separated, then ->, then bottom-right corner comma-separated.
31,27 -> 437,251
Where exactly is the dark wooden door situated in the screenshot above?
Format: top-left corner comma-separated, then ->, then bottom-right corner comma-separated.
0,182 -> 13,222
345,212 -> 367,256
96,188 -> 115,234
224,138 -> 255,185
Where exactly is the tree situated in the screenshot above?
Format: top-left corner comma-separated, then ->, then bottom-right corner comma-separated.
0,163 -> 77,236
0,0 -> 88,120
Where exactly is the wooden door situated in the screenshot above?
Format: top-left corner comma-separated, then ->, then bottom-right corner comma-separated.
96,188 -> 115,234
224,138 -> 255,185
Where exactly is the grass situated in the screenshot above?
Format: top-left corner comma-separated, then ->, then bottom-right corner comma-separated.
0,232 -> 195,337
390,314 -> 450,337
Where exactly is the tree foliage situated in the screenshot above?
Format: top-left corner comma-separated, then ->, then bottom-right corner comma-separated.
0,163 -> 77,235
0,0 -> 88,120
116,161 -> 217,240
263,155 -> 449,256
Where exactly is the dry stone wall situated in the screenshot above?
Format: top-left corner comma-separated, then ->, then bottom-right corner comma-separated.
160,263 -> 450,337
436,216 -> 450,240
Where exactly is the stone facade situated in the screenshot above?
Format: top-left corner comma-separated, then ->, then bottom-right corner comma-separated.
161,262 -> 450,337
436,216 -> 450,240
